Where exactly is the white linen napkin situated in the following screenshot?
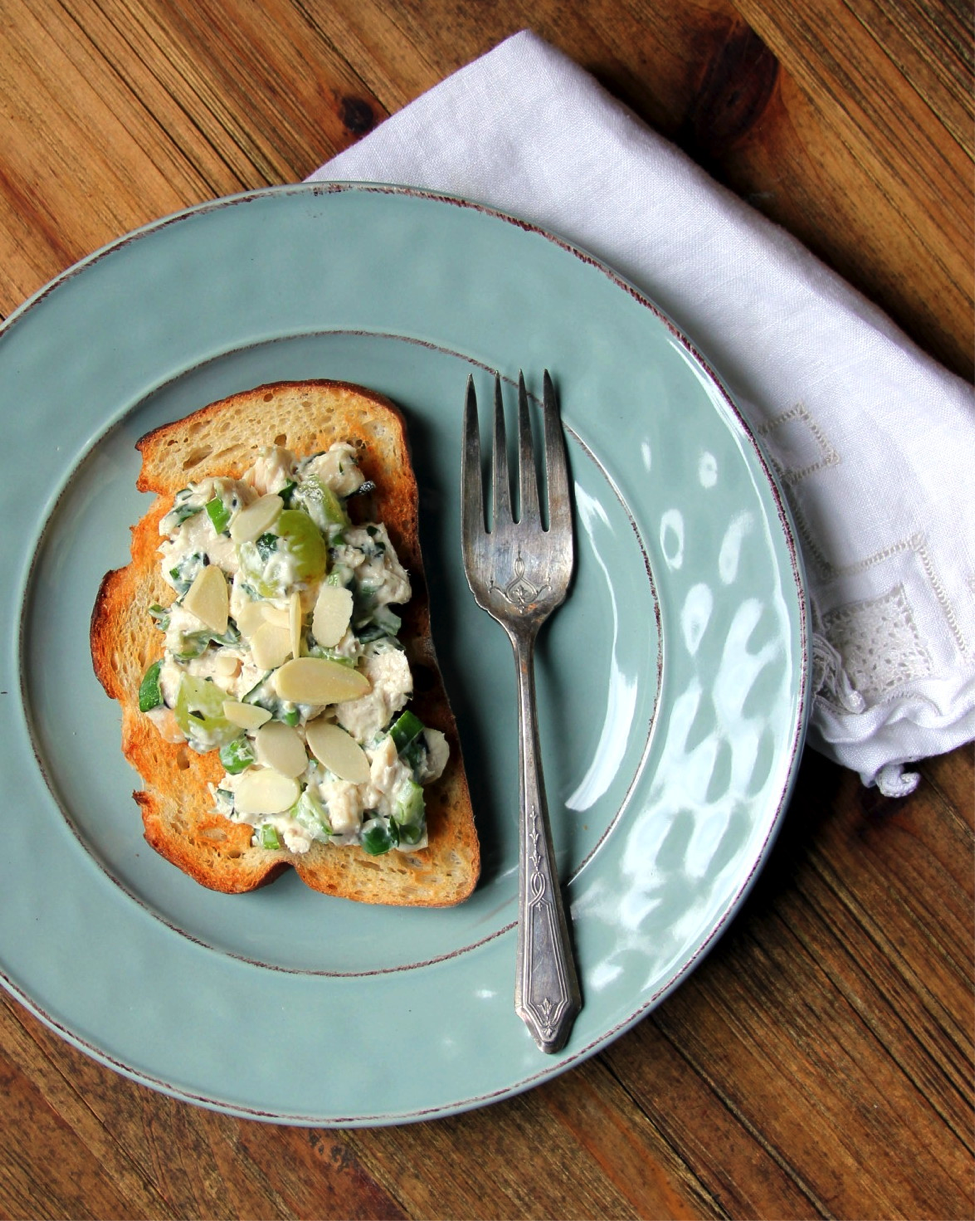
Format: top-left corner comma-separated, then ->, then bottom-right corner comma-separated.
307,30 -> 975,796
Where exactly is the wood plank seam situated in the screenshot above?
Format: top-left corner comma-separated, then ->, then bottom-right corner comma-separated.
593,1049 -> 728,1220
648,1016 -> 838,1219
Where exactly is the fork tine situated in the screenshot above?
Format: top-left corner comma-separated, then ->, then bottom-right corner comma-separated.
542,370 -> 571,534
461,376 -> 483,550
492,373 -> 511,529
517,372 -> 540,526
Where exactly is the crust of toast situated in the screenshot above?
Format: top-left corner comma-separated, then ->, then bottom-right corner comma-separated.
91,380 -> 479,906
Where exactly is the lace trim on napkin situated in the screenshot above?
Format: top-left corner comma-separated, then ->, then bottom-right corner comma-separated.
811,626 -> 922,797
822,585 -> 935,703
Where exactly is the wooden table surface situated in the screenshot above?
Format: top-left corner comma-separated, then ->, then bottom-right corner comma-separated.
0,2 -> 971,1218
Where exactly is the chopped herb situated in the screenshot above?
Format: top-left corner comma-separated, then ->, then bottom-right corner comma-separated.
255,532 -> 278,562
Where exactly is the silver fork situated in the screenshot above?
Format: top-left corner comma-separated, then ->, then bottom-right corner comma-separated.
461,370 -> 582,1054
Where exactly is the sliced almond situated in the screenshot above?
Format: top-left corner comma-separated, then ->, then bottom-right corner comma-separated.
213,651 -> 241,679
289,590 -> 303,661
234,767 -> 299,815
312,584 -> 353,648
273,657 -> 370,705
261,605 -> 291,629
234,599 -> 267,640
249,621 -> 293,670
230,493 -> 283,543
181,564 -> 228,634
305,718 -> 370,783
254,721 -> 307,778
223,700 -> 272,730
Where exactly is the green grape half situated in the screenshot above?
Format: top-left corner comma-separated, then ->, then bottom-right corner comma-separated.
236,508 -> 327,597
278,509 -> 327,580
174,674 -> 238,750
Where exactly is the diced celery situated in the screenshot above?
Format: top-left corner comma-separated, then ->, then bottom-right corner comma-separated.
172,631 -> 210,661
138,660 -> 164,712
294,475 -> 349,532
291,790 -> 331,839
205,495 -> 232,534
259,824 -> 281,850
360,818 -> 397,856
396,820 -> 424,847
242,673 -> 300,726
219,736 -> 255,775
242,672 -> 273,703
162,491 -> 203,531
172,617 -> 240,661
388,710 -> 424,754
394,779 -> 425,828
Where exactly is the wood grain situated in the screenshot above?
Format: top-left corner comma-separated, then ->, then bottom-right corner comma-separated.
0,1 -> 971,1218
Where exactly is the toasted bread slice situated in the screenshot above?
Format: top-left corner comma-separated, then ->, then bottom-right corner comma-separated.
91,380 -> 479,906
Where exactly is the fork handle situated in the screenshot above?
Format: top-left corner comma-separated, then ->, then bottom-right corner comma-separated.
511,630 -> 582,1054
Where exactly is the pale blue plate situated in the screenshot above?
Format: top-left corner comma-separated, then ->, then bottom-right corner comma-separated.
2,184 -> 808,1124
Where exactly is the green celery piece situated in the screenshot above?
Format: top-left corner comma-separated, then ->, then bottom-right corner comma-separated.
219,736 -> 255,775
241,673 -> 300,727
297,475 -> 349,530
242,671 -> 274,702
307,645 -> 357,668
138,660 -> 164,712
402,739 -> 427,774
171,502 -> 203,526
394,779 -> 425,828
388,710 -> 424,754
205,495 -> 232,534
173,631 -> 210,661
317,482 -> 348,526
396,820 -> 424,847
259,824 -> 282,850
360,819 -> 397,856
292,789 -> 331,838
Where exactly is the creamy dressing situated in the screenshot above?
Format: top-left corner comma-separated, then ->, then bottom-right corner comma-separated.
140,442 -> 447,857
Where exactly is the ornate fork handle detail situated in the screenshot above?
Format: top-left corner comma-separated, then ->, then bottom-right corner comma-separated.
492,552 -> 549,610
512,629 -> 580,1052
